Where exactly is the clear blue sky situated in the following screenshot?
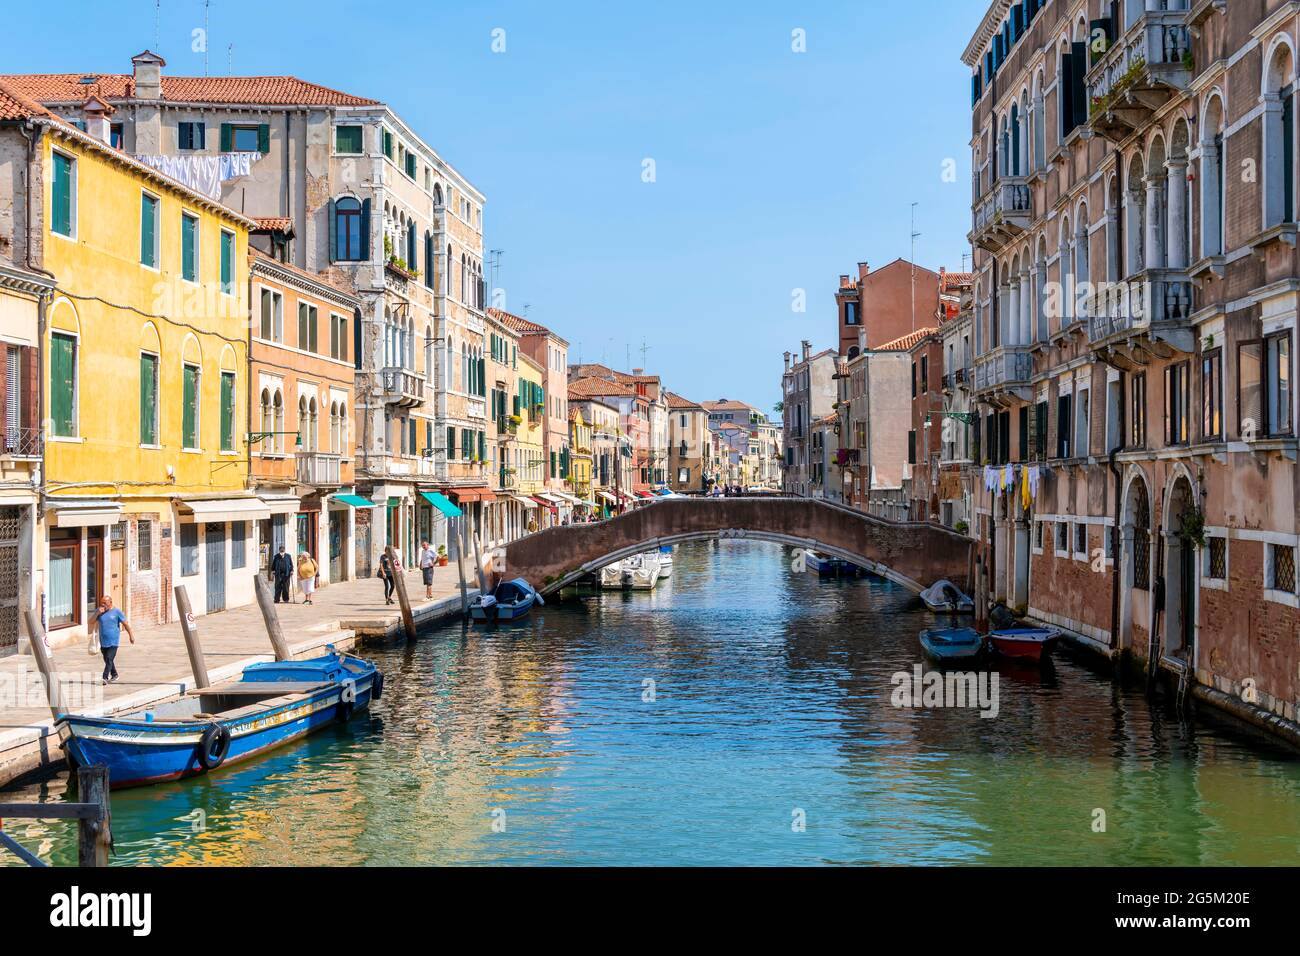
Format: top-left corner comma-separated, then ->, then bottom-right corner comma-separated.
8,0 -> 981,412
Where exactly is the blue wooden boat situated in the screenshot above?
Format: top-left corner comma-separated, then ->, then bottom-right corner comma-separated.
58,649 -> 381,790
470,577 -> 543,622
918,627 -> 987,664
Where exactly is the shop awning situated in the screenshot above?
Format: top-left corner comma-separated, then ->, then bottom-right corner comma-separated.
531,496 -> 558,512
48,499 -> 123,528
553,491 -> 584,505
332,494 -> 377,509
450,487 -> 496,504
636,491 -> 657,499
536,492 -> 567,505
596,490 -> 618,504
512,495 -> 538,510
420,491 -> 462,518
260,494 -> 302,515
177,496 -> 271,523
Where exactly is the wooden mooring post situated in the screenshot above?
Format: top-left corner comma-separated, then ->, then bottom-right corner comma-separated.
21,609 -> 62,721
252,574 -> 293,661
453,516 -> 469,618
386,545 -> 417,641
173,584 -> 211,687
0,764 -> 112,867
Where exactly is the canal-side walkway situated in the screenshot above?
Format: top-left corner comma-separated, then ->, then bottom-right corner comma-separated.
0,569 -> 476,788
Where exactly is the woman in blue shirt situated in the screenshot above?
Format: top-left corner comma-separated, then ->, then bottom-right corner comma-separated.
93,596 -> 135,684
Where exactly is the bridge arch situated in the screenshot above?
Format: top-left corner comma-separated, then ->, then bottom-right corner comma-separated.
498,497 -> 972,596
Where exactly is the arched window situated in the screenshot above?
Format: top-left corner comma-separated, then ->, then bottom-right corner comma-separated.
330,401 -> 340,453
260,388 -> 272,439
299,396 -> 308,451
332,197 -> 365,261
308,397 -> 318,452
273,389 -> 284,453
339,403 -> 348,454
1264,40 -> 1296,229
1201,96 -> 1226,258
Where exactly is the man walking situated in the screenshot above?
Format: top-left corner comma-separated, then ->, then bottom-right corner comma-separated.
271,544 -> 294,603
93,596 -> 133,685
418,539 -> 437,599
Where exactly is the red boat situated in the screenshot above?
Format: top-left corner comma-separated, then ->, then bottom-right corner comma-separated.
988,627 -> 1058,664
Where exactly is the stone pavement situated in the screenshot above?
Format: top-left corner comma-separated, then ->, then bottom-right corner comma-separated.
0,568 -> 475,787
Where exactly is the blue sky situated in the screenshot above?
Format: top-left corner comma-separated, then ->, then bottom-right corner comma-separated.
8,0 -> 982,412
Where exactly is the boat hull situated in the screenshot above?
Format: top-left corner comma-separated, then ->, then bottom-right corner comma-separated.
918,627 -> 986,664
989,628 -> 1058,663
60,658 -> 377,789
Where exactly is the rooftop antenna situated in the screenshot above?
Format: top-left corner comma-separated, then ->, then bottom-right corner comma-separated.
910,202 -> 921,332
962,251 -> 971,272
522,302 -> 532,316
638,338 -> 652,370
227,43 -> 233,76
203,1 -> 211,75
487,249 -> 504,295
155,1 -> 162,52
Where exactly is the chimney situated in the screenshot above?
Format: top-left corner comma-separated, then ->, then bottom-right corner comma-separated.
858,262 -> 870,282
801,340 -> 811,361
81,96 -> 114,144
131,50 -> 166,101
858,328 -> 866,353
783,351 -> 791,371
839,274 -> 851,289
632,368 -> 643,376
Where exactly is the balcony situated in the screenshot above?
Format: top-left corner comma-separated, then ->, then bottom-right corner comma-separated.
941,368 -> 968,394
497,417 -> 519,437
970,177 -> 1032,252
1087,270 -> 1195,370
1,425 -> 41,460
1087,11 -> 1192,143
296,452 -> 342,487
380,366 -> 426,407
972,347 -> 1033,406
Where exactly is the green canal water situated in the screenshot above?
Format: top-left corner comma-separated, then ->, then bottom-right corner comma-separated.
5,539 -> 1300,866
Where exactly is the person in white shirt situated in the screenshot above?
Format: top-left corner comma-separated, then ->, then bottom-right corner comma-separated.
418,539 -> 437,599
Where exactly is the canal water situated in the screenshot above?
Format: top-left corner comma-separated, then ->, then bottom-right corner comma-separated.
6,540 -> 1300,866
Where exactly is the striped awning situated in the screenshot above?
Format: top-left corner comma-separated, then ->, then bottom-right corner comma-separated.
596,490 -> 618,504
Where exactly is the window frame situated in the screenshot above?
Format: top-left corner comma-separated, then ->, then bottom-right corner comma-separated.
1265,330 -> 1293,436
181,361 -> 201,452
220,370 -> 236,453
219,229 -> 235,296
140,190 -> 161,271
137,519 -> 153,572
1200,348 -> 1222,441
51,149 -> 77,239
180,210 -> 200,284
334,124 -> 364,155
139,350 -> 160,447
49,330 -> 78,439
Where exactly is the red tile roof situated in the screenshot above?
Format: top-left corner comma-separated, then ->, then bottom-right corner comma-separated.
569,376 -> 634,399
487,307 -> 551,337
700,399 -> 757,413
0,73 -> 380,107
254,217 -> 294,233
876,327 -> 938,352
664,391 -> 703,410
0,79 -> 58,121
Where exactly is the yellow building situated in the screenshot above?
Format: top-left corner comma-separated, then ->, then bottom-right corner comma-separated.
29,100 -> 259,634
512,353 -> 548,531
568,407 -> 594,513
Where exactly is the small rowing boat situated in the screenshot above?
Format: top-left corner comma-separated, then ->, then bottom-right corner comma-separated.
920,579 -> 975,613
988,627 -> 1058,664
470,577 -> 543,622
918,627 -> 986,665
59,650 -> 381,789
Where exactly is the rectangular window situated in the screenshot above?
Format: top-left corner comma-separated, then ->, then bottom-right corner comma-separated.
1034,520 -> 1044,549
920,356 -> 928,394
1205,534 -> 1227,580
382,128 -> 394,159
1133,529 -> 1150,590
182,363 -> 199,449
220,371 -> 235,452
231,521 -> 247,568
1056,521 -> 1068,553
219,230 -> 234,294
260,288 -> 283,341
335,125 -> 363,154
52,151 -> 75,237
140,193 -> 159,268
298,303 -> 318,352
911,362 -> 917,398
139,352 -> 159,445
1131,372 -> 1147,446
405,152 -> 417,179
1075,522 -> 1087,556
1269,542 -> 1296,593
181,212 -> 198,282
1055,393 -> 1072,458
1201,349 -> 1222,440
907,429 -> 917,464
50,332 -> 76,437
1164,362 -> 1190,445
137,519 -> 153,571
1266,331 -> 1292,435
231,125 -> 261,152
180,523 -> 199,577
1075,387 -> 1090,457
178,121 -> 205,150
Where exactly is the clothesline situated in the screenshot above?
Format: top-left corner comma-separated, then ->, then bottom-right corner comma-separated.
133,152 -> 262,201
982,463 -> 1042,506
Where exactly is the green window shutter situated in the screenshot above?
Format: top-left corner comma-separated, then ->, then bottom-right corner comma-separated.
359,199 -> 371,260
178,122 -> 192,150
327,199 -> 338,262
220,231 -> 233,292
196,121 -> 206,149
52,153 -> 72,236
181,215 -> 196,280
257,123 -> 270,153
220,371 -> 235,450
447,427 -> 456,458
182,365 -> 198,448
140,195 -> 156,266
478,430 -> 485,461
50,333 -> 75,436
140,354 -> 156,444
513,394 -> 520,416
220,123 -> 233,151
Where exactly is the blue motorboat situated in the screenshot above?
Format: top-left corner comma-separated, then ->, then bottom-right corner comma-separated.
470,577 -> 543,622
918,627 -> 987,664
58,650 -> 381,790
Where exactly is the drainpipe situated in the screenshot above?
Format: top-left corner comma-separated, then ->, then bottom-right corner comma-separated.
1107,392 -> 1124,665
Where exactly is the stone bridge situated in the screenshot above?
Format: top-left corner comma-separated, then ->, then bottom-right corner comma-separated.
500,496 -> 972,595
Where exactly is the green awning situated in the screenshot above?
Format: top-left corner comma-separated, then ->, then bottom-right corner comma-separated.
332,494 -> 377,509
387,496 -> 402,510
420,491 -> 462,518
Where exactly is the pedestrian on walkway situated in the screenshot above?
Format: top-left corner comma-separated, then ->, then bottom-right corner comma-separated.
378,549 -> 396,605
297,551 -> 318,606
92,596 -> 134,685
418,539 -> 437,599
271,545 -> 293,603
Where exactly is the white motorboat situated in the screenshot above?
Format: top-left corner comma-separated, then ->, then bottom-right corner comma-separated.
656,546 -> 673,579
599,560 -> 627,588
920,578 -> 975,613
626,553 -> 661,590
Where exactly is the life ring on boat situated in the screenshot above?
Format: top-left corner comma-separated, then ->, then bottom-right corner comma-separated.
370,671 -> 384,701
197,724 -> 231,770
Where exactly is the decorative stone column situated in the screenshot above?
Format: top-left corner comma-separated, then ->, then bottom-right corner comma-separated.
1144,174 -> 1165,271
1166,158 -> 1189,269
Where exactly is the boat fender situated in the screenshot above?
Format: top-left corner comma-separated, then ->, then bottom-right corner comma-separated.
370,671 -> 384,701
534,592 -> 545,607
197,723 -> 231,770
